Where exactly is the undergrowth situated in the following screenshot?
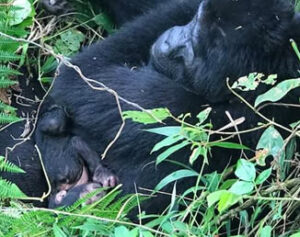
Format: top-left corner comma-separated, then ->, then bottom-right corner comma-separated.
0,0 -> 299,236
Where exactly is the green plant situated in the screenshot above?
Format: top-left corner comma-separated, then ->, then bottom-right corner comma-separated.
0,0 -> 34,124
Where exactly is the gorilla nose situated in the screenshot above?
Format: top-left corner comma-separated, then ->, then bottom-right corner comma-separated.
153,25 -> 195,65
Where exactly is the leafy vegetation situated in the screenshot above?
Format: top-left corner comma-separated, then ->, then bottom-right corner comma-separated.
0,0 -> 299,236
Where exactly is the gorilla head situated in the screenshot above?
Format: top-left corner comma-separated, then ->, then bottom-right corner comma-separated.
151,0 -> 299,102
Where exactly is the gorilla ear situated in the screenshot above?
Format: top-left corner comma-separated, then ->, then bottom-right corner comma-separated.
290,13 -> 300,38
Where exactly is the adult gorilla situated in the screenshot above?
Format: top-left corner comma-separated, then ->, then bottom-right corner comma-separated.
42,0 -> 300,214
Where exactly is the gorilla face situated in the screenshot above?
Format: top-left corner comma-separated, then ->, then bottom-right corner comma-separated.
150,0 -> 299,102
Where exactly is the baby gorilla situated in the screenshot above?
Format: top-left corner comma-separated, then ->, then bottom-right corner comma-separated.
35,104 -> 118,206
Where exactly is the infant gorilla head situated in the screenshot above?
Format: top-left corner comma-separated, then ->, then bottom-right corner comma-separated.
35,105 -> 118,207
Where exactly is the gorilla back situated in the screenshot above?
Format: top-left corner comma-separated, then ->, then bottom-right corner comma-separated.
48,0 -> 300,214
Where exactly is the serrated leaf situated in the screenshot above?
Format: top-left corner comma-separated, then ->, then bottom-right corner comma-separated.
0,178 -> 27,198
0,156 -> 25,173
154,169 -> 198,191
156,140 -> 190,165
255,78 -> 300,107
255,168 -> 272,185
235,159 -> 256,181
229,181 -> 254,195
123,108 -> 171,124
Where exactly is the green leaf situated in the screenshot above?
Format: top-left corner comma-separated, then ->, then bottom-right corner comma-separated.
218,191 -> 241,213
8,0 -> 32,26
154,169 -> 198,191
189,146 -> 208,165
54,30 -> 85,56
114,226 -> 133,237
232,73 -> 264,91
291,39 -> 300,61
53,224 -> 67,237
156,140 -> 190,165
255,78 -> 300,107
0,156 -> 25,173
93,13 -> 115,34
202,171 -> 221,192
290,120 -> 300,129
196,107 -> 211,125
207,190 -> 227,207
210,142 -> 250,150
256,126 -> 285,179
123,108 -> 171,125
0,178 -> 27,198
146,126 -> 181,137
219,179 -> 237,190
229,181 -> 254,195
151,135 -> 184,153
259,225 -> 272,237
290,232 -> 300,237
235,159 -> 256,182
255,168 -> 272,185
0,113 -> 21,124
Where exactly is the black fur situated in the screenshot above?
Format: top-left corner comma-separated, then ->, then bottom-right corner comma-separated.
1,0 -> 300,213
45,0 -> 300,213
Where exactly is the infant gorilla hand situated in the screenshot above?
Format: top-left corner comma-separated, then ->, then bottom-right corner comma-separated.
49,183 -> 105,208
93,165 -> 119,188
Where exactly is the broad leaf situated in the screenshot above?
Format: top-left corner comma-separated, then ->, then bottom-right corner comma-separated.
255,78 -> 300,107
229,181 -> 254,195
218,191 -> 241,213
235,159 -> 256,182
256,126 -> 285,179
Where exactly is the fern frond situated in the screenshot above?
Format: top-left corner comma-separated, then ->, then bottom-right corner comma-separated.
2,27 -> 27,37
0,113 -> 21,124
0,78 -> 17,88
0,37 -> 19,46
0,178 -> 27,199
0,65 -> 22,76
0,101 -> 17,115
0,50 -> 22,62
0,156 -> 25,173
